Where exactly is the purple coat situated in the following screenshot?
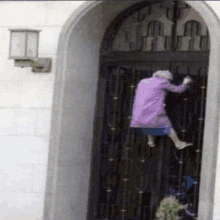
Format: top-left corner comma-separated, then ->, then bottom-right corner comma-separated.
130,76 -> 188,129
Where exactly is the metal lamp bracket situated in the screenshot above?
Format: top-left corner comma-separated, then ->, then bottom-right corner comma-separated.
14,58 -> 52,73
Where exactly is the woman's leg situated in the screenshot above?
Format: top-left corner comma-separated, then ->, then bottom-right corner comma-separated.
141,128 -> 156,147
146,127 -> 193,149
147,134 -> 155,147
168,128 -> 192,150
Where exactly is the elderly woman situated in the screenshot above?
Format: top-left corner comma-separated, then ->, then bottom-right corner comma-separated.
130,70 -> 193,150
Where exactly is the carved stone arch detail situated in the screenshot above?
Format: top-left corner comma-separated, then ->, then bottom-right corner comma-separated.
184,20 -> 201,37
100,1 -> 151,53
102,1 -> 209,53
176,6 -> 208,36
147,20 -> 163,37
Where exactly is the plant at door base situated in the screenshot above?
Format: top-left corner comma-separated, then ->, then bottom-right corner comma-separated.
155,196 -> 185,220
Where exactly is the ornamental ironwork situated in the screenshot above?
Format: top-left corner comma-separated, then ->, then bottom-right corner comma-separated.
88,1 -> 210,220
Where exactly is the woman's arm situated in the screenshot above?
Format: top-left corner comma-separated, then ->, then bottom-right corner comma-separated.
161,77 -> 192,93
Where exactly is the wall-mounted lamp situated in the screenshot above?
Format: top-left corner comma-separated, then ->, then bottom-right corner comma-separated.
8,29 -> 52,73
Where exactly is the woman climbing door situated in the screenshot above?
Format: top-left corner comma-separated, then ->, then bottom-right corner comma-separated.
130,70 -> 193,150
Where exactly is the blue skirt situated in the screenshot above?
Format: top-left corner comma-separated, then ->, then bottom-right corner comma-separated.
132,127 -> 170,137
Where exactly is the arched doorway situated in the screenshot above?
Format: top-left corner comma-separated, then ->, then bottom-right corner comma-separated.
43,1 -> 220,220
88,1 -> 209,220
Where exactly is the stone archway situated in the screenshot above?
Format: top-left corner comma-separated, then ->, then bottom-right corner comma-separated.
43,1 -> 220,220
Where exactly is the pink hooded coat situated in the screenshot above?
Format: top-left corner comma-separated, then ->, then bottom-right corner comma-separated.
130,75 -> 188,129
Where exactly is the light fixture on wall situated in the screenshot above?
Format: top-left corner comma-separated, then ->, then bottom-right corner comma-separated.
8,29 -> 52,73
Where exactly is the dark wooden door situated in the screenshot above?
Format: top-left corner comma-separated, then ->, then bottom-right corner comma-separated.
87,1 -> 209,220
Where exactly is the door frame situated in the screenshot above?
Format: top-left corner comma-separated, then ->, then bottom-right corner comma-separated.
43,1 -> 220,220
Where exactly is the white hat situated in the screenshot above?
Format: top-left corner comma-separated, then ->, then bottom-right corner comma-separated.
153,70 -> 173,81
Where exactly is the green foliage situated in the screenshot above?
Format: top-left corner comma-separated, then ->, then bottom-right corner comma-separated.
156,196 -> 185,220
